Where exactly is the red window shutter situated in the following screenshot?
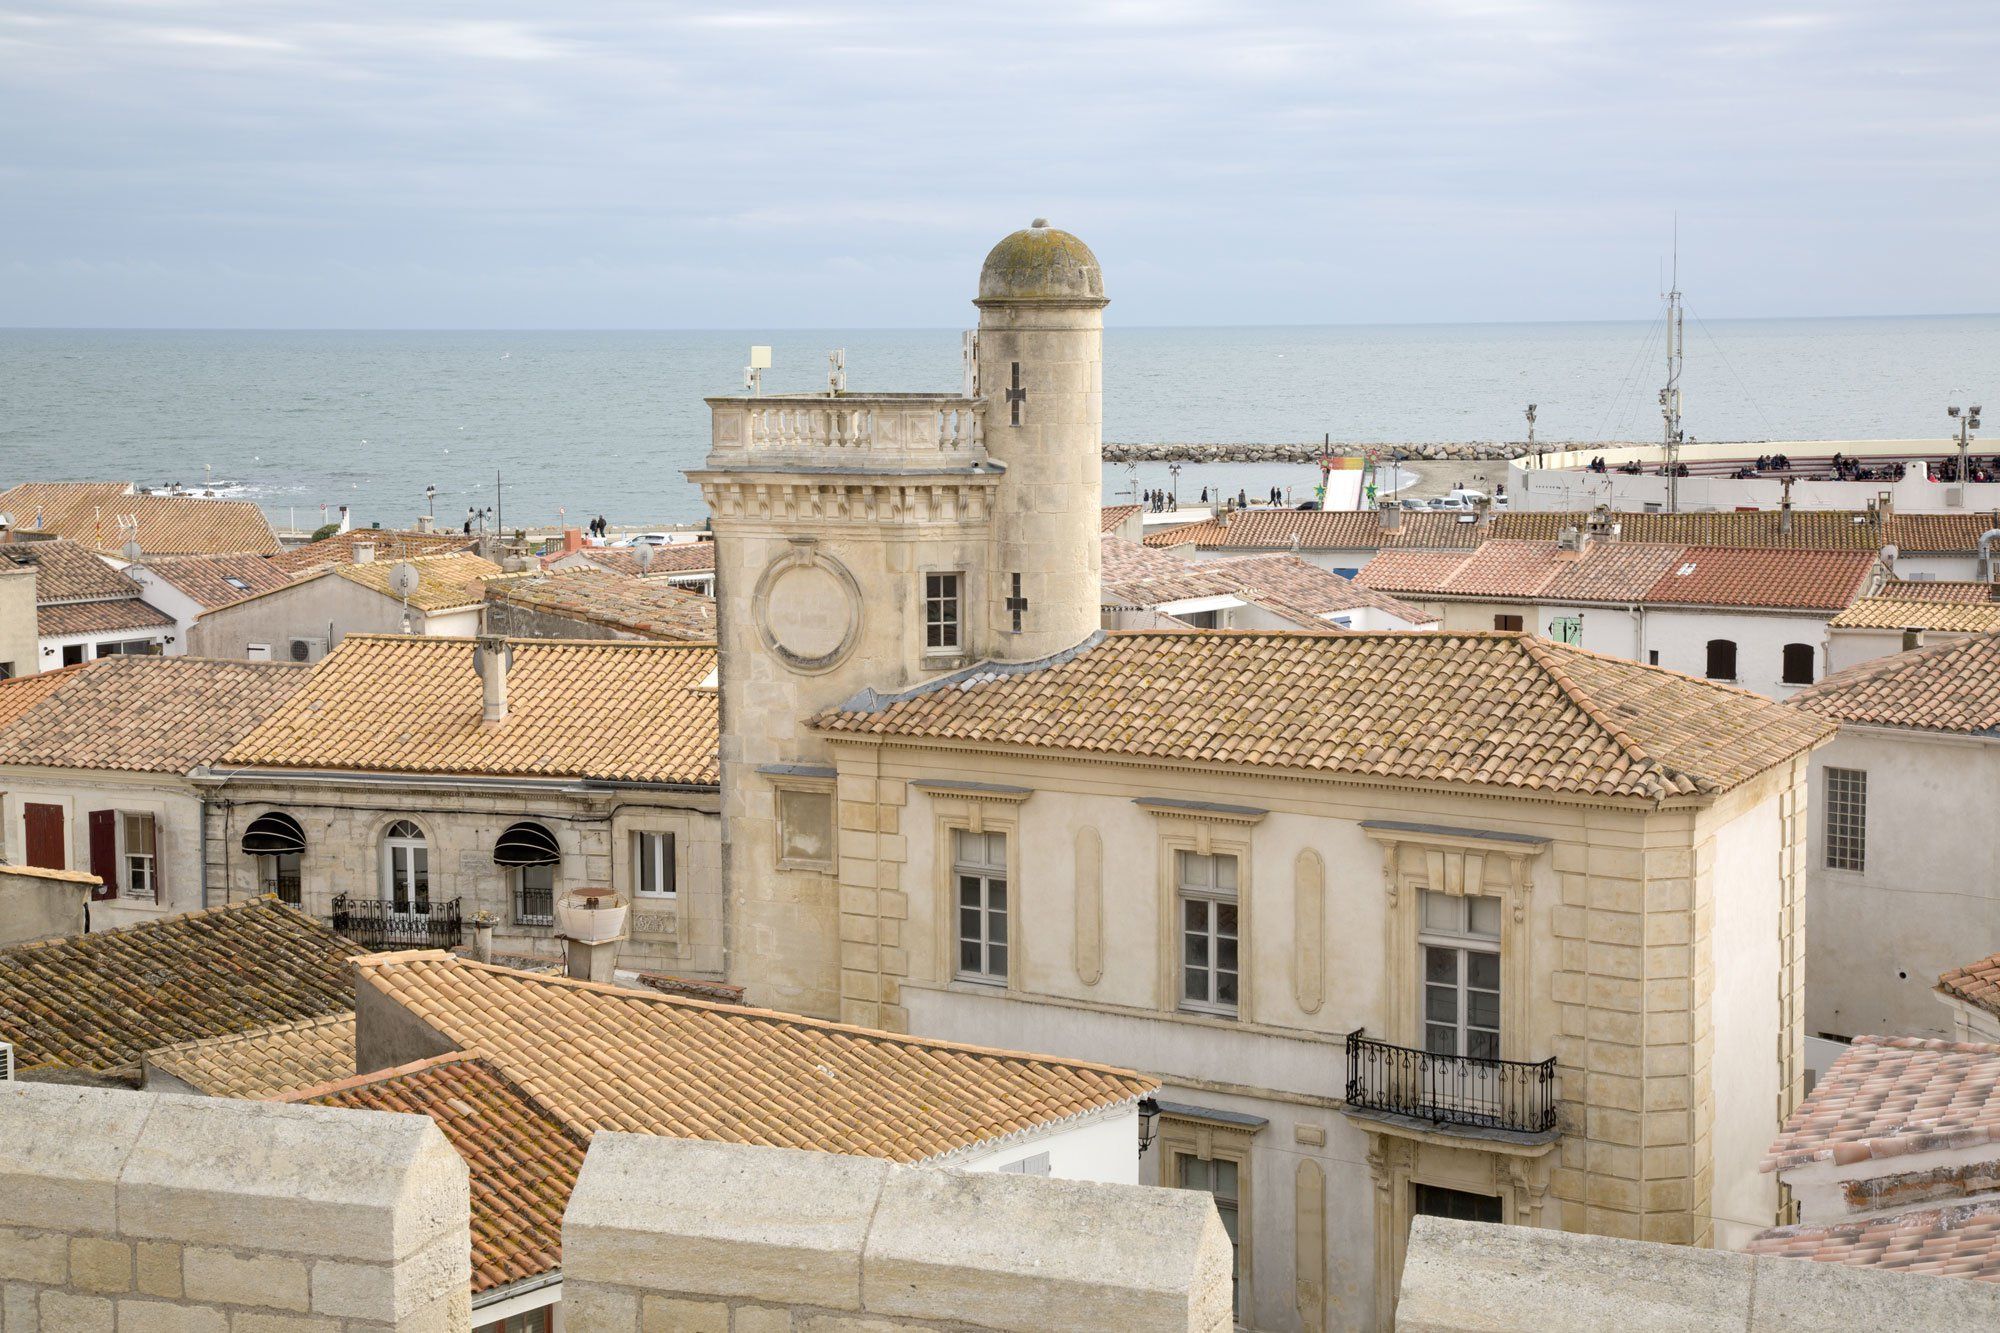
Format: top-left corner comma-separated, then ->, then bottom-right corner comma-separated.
87,809 -> 118,901
24,803 -> 64,872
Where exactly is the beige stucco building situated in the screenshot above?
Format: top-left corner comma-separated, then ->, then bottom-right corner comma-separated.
698,224 -> 1837,1330
189,550 -> 499,662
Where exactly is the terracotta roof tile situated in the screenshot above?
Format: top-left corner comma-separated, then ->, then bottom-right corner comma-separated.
354,951 -> 1157,1164
144,1012 -> 356,1098
1641,547 -> 1879,610
1746,1202 -> 2000,1282
1100,504 -> 1143,533
0,482 -> 280,555
222,635 -> 719,785
1789,634 -> 2000,734
1830,581 -> 2000,632
1761,1035 -> 2000,1173
36,599 -> 176,638
334,551 -> 504,612
290,1053 -> 583,1294
0,540 -> 139,602
1202,553 -> 1438,625
817,631 -> 1832,802
1099,538 -> 1245,608
0,899 -> 360,1076
1884,512 -> 2000,555
269,529 -> 476,576
486,570 -> 716,643
137,553 -> 296,609
1938,951 -> 2000,1020
0,656 -> 312,771
546,544 -> 717,577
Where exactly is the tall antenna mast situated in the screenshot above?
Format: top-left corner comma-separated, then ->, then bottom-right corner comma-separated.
1659,217 -> 1685,514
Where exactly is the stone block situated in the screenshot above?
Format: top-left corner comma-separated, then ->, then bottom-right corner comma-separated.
1585,1040 -> 1640,1078
3,1282 -> 38,1333
1584,1174 -> 1638,1211
228,1316 -> 342,1333
642,1295 -> 730,1333
1550,971 -> 1584,1005
563,1136 -> 885,1310
64,1239 -> 129,1295
116,1300 -> 224,1333
0,1229 -> 68,1285
183,1249 -> 310,1312
729,1307 -> 791,1333
34,1292 -> 111,1333
1584,909 -> 1641,946
1585,1009 -> 1641,1045
1552,842 -> 1587,874
1643,912 -> 1690,947
795,1318 -> 905,1333
1584,1142 -> 1639,1180
1586,942 -> 1643,981
1585,974 -> 1642,1012
0,1085 -> 151,1234
1644,978 -> 1691,1011
1587,1073 -> 1641,1113
1586,1107 -> 1641,1147
1642,944 -> 1690,978
133,1244 -> 181,1299
1645,878 -> 1692,913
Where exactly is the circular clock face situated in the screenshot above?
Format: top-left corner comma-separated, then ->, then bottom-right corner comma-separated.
754,547 -> 861,672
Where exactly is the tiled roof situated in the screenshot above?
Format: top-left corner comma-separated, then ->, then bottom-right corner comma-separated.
1884,512 -> 2000,555
547,543 -> 717,577
1746,1203 -> 2000,1282
0,668 -> 73,731
0,540 -> 139,602
1937,951 -> 2000,1020
1100,504 -> 1142,532
1144,507 -> 1916,553
1202,553 -> 1438,625
138,553 -> 296,610
37,598 -> 176,638
0,657 -> 311,771
1788,635 -> 2000,734
354,951 -> 1158,1164
291,1053 -> 583,1295
485,570 -> 716,642
144,1012 -> 356,1098
1357,539 -> 1878,611
0,482 -> 280,555
1830,581 -> 2000,632
222,635 -> 719,785
334,551 -> 503,612
1100,537 -> 1244,608
269,529 -> 476,576
1761,1035 -> 2000,1173
0,899 -> 360,1076
817,631 -> 1833,802
1139,517 -> 1232,549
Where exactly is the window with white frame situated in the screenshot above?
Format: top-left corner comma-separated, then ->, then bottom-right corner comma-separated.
1178,851 -> 1239,1015
1825,767 -> 1866,871
1420,890 -> 1502,1059
380,820 -> 430,914
121,813 -> 157,902
953,829 -> 1008,983
633,830 -> 676,897
924,572 -> 963,655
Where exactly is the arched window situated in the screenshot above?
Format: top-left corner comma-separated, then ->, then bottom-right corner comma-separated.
1705,639 -> 1738,682
380,820 -> 430,915
1781,642 -> 1816,686
495,821 -> 560,926
240,812 -> 306,906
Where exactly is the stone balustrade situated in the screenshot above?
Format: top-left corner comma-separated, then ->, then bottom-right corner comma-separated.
707,394 -> 987,467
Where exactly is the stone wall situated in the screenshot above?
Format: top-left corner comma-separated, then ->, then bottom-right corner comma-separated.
560,1134 -> 1235,1333
1394,1214 -> 2000,1331
0,1082 -> 471,1331
0,864 -> 91,946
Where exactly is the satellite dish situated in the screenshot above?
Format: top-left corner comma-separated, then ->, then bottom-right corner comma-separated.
635,543 -> 654,574
389,562 -> 421,599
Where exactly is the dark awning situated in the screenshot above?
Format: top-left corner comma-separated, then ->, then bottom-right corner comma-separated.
240,811 -> 306,856
494,821 -> 561,867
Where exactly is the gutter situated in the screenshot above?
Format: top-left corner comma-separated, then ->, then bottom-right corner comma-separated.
192,766 -> 716,797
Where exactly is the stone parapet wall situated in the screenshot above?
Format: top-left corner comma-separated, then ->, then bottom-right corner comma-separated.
561,1134 -> 1234,1333
0,1083 -> 471,1332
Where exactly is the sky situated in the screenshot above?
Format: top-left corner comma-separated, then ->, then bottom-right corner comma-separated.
3,1 -> 1997,329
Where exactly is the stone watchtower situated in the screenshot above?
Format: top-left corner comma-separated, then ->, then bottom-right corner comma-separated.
692,221 -> 1106,1020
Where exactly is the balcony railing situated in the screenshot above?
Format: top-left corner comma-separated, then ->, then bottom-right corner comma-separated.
330,895 -> 463,951
1345,1030 -> 1557,1136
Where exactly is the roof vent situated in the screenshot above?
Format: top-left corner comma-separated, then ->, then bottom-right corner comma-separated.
352,542 -> 375,564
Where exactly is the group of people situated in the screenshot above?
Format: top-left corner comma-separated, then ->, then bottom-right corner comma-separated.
586,514 -> 612,538
1755,453 -> 1794,471
1142,488 -> 1179,513
1933,457 -> 1996,484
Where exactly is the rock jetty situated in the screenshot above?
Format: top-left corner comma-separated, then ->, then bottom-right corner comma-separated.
1100,441 -> 1608,464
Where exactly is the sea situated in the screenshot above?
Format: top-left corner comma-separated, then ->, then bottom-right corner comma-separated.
3,316 -> 1997,530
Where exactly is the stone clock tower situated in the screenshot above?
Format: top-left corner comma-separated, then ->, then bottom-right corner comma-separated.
691,221 -> 1106,1020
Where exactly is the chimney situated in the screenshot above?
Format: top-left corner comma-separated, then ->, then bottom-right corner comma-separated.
1377,501 -> 1403,534
352,542 -> 375,564
475,635 -> 511,724
1780,477 -> 1795,535
1555,526 -> 1586,562
415,514 -> 434,533
336,505 -> 352,535
1474,498 -> 1495,531
563,527 -> 584,554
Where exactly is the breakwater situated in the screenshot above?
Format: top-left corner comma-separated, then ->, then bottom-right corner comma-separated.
1100,441 -> 1588,463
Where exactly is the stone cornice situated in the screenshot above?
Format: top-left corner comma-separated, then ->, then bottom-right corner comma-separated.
693,475 -> 999,527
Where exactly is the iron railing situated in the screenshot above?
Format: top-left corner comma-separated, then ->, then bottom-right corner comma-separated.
1345,1030 -> 1557,1135
515,884 -> 554,927
330,895 -> 463,950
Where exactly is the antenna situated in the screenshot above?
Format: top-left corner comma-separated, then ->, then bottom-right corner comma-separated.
744,345 -> 771,395
1658,215 -> 1685,514
827,348 -> 846,394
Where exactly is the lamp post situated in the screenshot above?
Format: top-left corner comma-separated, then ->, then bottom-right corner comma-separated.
425,485 -> 436,518
1168,463 -> 1181,506
1949,403 -> 1983,499
1526,404 -> 1538,459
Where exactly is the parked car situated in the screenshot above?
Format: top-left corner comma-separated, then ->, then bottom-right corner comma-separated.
613,532 -> 674,547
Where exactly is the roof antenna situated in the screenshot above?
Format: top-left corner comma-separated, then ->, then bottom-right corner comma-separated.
1658,214 -> 1685,515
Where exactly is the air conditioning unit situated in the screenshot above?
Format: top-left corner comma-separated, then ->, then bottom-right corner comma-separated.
288,637 -> 327,663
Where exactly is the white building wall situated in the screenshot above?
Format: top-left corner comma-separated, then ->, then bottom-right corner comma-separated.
120,568 -> 204,652
952,1106 -> 1142,1185
1806,727 -> 2000,1041
1640,608 -> 1832,698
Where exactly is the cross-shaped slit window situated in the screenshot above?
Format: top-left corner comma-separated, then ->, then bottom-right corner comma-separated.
1006,362 -> 1027,426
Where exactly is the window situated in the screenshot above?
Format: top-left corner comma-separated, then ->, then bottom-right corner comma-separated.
1781,642 -> 1816,686
924,572 -> 962,655
514,863 -> 555,925
494,821 -> 560,924
380,820 -> 430,914
1419,890 -> 1501,1060
1705,638 -> 1738,681
95,639 -> 158,658
0,662 -> 13,680
1493,615 -> 1524,632
122,813 -> 158,903
1825,767 -> 1867,871
242,812 -> 306,906
633,831 -> 676,897
1647,649 -> 1659,666
475,1310 -> 551,1333
1177,1153 -> 1243,1316
1548,615 -> 1582,645
953,829 -> 1008,983
776,788 -> 834,870
1414,1183 -> 1503,1223
261,852 -> 302,905
62,644 -> 85,667
1178,851 -> 1239,1015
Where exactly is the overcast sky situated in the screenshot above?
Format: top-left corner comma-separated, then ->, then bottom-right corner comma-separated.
3,1 -> 1996,328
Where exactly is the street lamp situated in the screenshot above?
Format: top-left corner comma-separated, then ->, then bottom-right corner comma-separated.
425,485 -> 436,518
1949,402 -> 1984,498
1526,404 -> 1538,459
1168,463 -> 1182,507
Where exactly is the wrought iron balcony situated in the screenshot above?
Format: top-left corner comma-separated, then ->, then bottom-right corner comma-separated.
330,895 -> 464,951
1345,1030 -> 1557,1136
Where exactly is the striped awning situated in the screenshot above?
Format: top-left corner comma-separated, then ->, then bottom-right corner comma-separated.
240,812 -> 306,856
494,821 -> 560,867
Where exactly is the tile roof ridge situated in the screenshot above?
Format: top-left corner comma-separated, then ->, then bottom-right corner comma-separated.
338,633 -> 709,652
388,953 -> 1153,1081
2,894 -> 309,954
1514,635 -> 1681,800
1851,1032 -> 2000,1056
273,1050 -> 479,1102
202,567 -> 330,615
146,1010 -> 353,1062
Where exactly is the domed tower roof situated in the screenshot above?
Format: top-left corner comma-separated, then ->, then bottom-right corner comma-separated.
976,219 -> 1106,307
